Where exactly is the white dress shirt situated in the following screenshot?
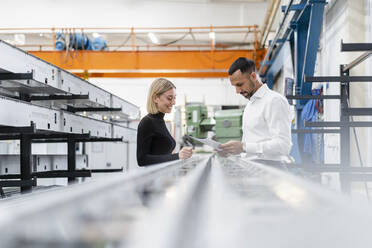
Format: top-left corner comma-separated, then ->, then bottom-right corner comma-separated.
242,83 -> 292,161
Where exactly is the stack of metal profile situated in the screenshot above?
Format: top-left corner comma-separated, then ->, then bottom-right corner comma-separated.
0,40 -> 139,192
0,155 -> 371,248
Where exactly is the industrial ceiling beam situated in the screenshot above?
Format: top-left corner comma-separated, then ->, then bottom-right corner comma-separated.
29,49 -> 266,78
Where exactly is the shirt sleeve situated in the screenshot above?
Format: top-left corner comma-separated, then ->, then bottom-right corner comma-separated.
136,119 -> 179,166
244,96 -> 292,156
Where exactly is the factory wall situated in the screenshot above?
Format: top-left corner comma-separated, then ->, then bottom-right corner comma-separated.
90,77 -> 249,120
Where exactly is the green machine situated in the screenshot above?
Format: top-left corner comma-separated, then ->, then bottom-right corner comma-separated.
185,103 -> 214,139
214,109 -> 244,144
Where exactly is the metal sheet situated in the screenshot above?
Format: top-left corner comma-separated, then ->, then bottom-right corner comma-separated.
0,156 -> 371,247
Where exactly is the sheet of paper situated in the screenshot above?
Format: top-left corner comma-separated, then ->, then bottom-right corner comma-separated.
187,135 -> 222,151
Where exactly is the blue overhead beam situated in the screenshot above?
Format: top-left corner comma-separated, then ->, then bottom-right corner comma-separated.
258,0 -> 296,77
260,0 -> 326,98
265,40 -> 289,89
301,1 -> 327,97
259,0 -> 327,164
294,6 -> 311,108
259,0 -> 306,77
281,3 -> 306,12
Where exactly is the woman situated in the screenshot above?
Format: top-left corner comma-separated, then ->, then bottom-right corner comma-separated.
137,78 -> 193,166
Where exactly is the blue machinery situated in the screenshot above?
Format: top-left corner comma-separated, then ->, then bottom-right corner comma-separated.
259,0 -> 327,163
55,33 -> 107,51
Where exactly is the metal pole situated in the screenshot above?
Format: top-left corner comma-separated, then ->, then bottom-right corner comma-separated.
20,134 -> 32,192
343,51 -> 372,72
68,139 -> 76,183
340,65 -> 351,193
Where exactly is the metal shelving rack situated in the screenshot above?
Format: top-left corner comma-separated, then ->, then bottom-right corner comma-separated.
288,41 -> 372,193
0,40 -> 139,193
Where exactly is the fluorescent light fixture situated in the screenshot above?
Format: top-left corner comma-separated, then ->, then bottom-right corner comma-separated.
209,31 -> 216,40
93,32 -> 100,38
14,34 -> 25,45
148,32 -> 159,44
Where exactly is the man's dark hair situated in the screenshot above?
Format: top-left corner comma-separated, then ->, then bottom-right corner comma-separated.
228,57 -> 256,75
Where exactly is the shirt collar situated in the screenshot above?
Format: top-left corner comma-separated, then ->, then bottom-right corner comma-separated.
250,83 -> 268,101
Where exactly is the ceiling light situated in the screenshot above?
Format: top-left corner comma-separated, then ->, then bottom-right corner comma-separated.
148,32 -> 159,44
14,34 -> 25,45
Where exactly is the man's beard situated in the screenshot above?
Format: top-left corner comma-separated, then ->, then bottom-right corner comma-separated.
240,91 -> 253,99
240,81 -> 256,99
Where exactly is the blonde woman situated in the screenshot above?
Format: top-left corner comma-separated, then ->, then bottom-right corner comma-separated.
137,78 -> 193,166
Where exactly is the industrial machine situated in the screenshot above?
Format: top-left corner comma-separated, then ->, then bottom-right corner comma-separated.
185,103 -> 214,139
55,32 -> 107,51
184,104 -> 243,148
214,108 -> 243,144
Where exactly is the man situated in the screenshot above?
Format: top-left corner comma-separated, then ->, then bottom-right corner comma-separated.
219,57 -> 292,162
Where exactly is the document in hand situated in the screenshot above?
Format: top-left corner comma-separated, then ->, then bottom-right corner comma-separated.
186,135 -> 222,151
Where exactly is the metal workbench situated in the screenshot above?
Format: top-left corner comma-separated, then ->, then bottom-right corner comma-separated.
0,155 -> 370,248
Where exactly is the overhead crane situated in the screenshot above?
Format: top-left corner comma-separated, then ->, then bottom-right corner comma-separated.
0,26 -> 267,78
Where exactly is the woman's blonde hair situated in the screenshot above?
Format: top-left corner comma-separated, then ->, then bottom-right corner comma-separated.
146,78 -> 176,114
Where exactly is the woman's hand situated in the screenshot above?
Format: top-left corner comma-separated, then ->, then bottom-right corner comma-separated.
179,147 -> 193,160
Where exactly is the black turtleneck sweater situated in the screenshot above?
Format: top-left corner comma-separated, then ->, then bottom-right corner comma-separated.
137,112 -> 179,166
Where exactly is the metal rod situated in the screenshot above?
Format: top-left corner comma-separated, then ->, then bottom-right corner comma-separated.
67,139 -> 76,183
344,108 -> 372,116
0,72 -> 33,81
0,179 -> 36,188
33,170 -> 91,178
286,95 -> 341,99
0,125 -> 36,134
304,75 -> 372,82
305,121 -> 372,127
297,165 -> 372,173
67,106 -> 122,113
343,51 -> 372,72
32,137 -> 123,143
20,134 -> 33,192
292,129 -> 340,134
341,41 -> 372,52
91,168 -> 124,173
30,94 -> 89,101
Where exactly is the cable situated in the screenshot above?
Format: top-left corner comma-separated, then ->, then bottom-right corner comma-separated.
113,34 -> 131,51
132,31 -> 191,47
159,32 -> 189,46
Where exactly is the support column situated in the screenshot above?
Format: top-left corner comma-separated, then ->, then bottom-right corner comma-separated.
20,134 -> 32,192
68,139 -> 76,183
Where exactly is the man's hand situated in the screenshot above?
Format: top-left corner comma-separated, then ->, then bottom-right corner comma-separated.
217,150 -> 230,157
218,140 -> 243,156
